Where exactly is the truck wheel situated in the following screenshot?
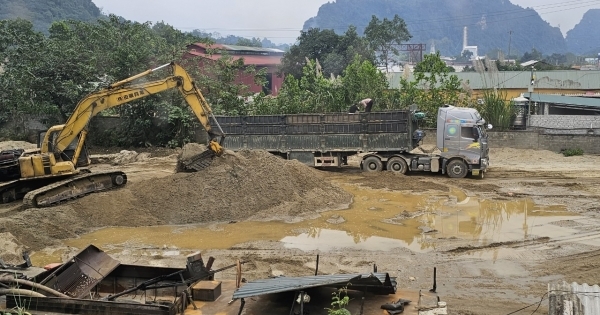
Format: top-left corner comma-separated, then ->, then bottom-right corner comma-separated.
473,170 -> 485,179
386,157 -> 408,174
362,156 -> 383,172
446,160 -> 468,178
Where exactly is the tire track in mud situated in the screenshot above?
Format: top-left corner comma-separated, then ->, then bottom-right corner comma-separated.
445,237 -> 551,254
486,169 -> 568,179
513,228 -> 600,250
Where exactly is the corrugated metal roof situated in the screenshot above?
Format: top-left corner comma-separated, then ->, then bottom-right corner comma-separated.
189,43 -> 283,55
187,50 -> 282,66
232,273 -> 396,299
572,282 -> 600,315
526,93 -> 600,108
221,44 -> 284,54
386,71 -> 600,90
521,60 -> 539,67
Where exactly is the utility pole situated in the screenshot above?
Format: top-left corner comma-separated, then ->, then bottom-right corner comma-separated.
507,30 -> 513,62
528,66 -> 535,124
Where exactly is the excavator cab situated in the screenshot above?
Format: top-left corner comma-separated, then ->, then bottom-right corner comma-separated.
38,130 -> 90,168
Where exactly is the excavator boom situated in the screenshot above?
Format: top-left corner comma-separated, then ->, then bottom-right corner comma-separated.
51,62 -> 224,164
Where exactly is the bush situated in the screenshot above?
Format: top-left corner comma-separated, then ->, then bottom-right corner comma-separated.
562,148 -> 584,157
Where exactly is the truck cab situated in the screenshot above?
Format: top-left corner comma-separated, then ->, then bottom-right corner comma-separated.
437,105 -> 490,178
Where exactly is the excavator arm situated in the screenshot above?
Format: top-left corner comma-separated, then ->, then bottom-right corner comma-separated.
44,62 -> 224,166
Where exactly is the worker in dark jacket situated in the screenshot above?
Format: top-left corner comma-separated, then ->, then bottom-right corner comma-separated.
348,103 -> 360,113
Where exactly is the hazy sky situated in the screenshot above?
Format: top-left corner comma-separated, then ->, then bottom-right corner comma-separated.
91,0 -> 600,44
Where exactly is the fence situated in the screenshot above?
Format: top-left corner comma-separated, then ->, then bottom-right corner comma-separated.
548,282 -> 600,315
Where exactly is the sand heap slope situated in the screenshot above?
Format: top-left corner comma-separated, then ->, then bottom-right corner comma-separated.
1,148 -> 351,250
130,148 -> 352,224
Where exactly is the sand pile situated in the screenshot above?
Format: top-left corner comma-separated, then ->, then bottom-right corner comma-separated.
0,232 -> 27,265
90,150 -> 151,165
0,141 -> 36,151
92,148 -> 352,224
2,148 -> 352,250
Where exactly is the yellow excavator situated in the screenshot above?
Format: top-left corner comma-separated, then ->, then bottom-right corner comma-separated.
0,62 -> 225,207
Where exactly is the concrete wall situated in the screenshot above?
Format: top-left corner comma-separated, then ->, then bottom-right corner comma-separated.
529,115 -> 600,135
422,128 -> 600,154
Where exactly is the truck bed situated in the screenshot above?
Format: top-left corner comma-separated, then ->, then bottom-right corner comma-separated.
213,111 -> 415,154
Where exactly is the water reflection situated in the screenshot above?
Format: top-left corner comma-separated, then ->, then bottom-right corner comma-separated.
32,182 -> 576,265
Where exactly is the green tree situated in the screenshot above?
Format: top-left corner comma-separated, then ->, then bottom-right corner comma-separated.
520,48 -> 543,62
252,58 -> 347,114
236,37 -> 262,47
252,57 -> 387,115
0,15 -> 264,147
544,53 -> 567,66
472,59 -> 514,130
496,59 -> 523,71
364,14 -> 411,73
0,19 -> 48,126
280,26 -> 375,79
280,28 -> 340,79
331,25 -> 375,75
399,52 -> 468,126
342,56 -> 388,107
456,50 -> 473,62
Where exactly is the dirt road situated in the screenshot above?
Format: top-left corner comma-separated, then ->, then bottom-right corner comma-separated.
2,146 -> 600,314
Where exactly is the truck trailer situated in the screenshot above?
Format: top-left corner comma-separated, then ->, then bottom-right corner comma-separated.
212,105 -> 490,179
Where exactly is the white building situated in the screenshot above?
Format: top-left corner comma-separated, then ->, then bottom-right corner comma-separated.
462,26 -> 479,60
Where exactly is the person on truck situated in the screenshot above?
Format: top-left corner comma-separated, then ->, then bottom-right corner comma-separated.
360,98 -> 374,112
348,98 -> 374,113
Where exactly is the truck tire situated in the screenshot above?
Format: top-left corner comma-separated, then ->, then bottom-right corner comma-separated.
362,156 -> 383,172
386,157 -> 408,174
446,159 -> 468,178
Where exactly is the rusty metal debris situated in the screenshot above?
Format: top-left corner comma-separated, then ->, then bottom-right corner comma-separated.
2,245 -> 244,315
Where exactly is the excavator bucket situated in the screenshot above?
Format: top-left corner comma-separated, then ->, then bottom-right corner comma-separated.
176,141 -> 224,172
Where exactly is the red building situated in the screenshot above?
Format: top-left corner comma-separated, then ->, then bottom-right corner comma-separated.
187,43 -> 285,95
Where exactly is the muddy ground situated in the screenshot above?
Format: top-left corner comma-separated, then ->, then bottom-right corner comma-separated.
2,145 -> 600,314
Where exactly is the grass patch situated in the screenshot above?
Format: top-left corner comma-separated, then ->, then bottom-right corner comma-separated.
561,148 -> 584,157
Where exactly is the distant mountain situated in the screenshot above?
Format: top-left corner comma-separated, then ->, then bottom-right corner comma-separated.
303,0 -> 567,57
0,0 -> 103,32
566,9 -> 600,55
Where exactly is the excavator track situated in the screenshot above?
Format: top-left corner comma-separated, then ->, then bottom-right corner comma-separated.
23,170 -> 128,208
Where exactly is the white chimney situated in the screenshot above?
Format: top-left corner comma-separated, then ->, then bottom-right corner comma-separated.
463,26 -> 468,50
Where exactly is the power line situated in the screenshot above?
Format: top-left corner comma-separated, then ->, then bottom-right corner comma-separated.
504,292 -> 548,315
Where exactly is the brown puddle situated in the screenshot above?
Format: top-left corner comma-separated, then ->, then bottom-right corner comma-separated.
32,181 -> 576,265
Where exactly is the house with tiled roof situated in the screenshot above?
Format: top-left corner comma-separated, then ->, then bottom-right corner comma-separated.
187,43 -> 285,95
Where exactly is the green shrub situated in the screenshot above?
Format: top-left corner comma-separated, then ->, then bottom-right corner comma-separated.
562,148 -> 584,157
